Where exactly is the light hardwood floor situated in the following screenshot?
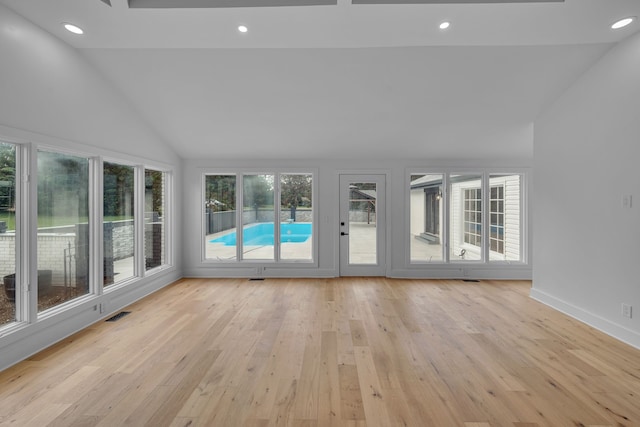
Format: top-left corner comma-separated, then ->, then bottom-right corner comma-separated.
1,278 -> 639,426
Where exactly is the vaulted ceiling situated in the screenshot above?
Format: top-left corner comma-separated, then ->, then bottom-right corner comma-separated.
1,0 -> 638,160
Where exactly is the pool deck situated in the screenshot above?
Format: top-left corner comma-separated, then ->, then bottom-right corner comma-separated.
205,221 -> 444,264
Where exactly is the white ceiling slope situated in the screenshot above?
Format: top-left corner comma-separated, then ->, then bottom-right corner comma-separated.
1,0 -> 638,160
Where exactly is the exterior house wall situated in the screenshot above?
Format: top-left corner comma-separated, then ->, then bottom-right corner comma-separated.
449,179 -> 479,260
490,175 -> 521,262
449,175 -> 521,262
410,189 -> 424,237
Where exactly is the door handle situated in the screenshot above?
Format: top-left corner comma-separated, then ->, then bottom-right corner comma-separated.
341,232 -> 349,236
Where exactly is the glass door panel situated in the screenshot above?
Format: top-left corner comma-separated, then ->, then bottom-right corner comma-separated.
339,174 -> 386,276
348,182 -> 377,265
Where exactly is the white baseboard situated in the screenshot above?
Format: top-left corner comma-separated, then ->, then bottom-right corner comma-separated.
530,287 -> 640,350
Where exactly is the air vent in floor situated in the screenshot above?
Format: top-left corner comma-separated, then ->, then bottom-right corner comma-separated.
105,311 -> 131,322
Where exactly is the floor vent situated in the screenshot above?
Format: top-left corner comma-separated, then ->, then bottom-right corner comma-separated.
463,279 -> 480,282
249,278 -> 265,281
105,311 -> 131,322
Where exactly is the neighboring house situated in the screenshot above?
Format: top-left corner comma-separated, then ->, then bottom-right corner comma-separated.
410,174 -> 521,262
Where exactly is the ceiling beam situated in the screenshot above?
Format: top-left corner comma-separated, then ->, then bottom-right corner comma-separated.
128,0 -> 337,7
353,0 -> 563,3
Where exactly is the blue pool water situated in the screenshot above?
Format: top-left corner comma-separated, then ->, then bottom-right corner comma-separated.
210,222 -> 312,246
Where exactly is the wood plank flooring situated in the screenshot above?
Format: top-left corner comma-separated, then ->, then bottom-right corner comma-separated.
1,278 -> 639,426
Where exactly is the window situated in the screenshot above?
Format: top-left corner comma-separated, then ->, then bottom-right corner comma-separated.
280,173 -> 312,261
145,169 -> 166,270
450,174 -> 482,261
204,171 -> 315,263
489,174 -> 521,262
463,188 -> 482,248
205,174 -> 237,260
490,185 -> 504,254
0,142 -> 17,326
104,162 -> 135,286
242,174 -> 275,261
409,174 -> 443,262
0,142 -> 176,347
409,171 -> 524,265
37,150 -> 90,312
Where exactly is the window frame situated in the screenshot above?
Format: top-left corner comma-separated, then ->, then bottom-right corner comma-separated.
201,168 -> 318,267
463,187 -> 482,249
0,141 -> 175,334
35,147 -> 95,319
489,183 -> 505,255
408,173 -> 446,263
143,167 -> 173,275
101,158 -> 140,291
407,169 -> 527,267
488,173 -> 524,263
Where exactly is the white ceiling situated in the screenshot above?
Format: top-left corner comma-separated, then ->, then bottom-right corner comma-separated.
1,0 -> 638,160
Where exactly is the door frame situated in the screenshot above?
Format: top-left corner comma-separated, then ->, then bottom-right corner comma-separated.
337,172 -> 388,276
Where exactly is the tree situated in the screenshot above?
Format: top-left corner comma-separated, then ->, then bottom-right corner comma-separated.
280,174 -> 312,221
205,175 -> 236,211
104,163 -> 134,218
243,175 -> 273,209
0,144 -> 16,212
145,170 -> 164,217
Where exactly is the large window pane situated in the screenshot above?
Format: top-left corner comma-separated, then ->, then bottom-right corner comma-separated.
104,162 -> 135,286
0,143 -> 17,325
37,150 -> 90,312
145,169 -> 166,270
348,182 -> 377,264
410,174 -> 443,262
489,174 -> 521,262
205,174 -> 237,260
280,173 -> 312,261
242,174 -> 274,260
449,174 -> 482,261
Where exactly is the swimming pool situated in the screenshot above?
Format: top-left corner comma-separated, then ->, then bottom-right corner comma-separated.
210,222 -> 312,246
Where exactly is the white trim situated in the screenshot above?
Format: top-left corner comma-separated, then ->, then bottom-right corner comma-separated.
27,143 -> 38,324
135,165 -> 145,279
531,288 -> 640,350
200,168 -> 319,269
92,157 -> 103,296
0,124 -> 176,172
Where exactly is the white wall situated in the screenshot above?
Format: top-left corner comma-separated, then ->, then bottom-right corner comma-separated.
0,3 -> 183,371
183,158 -> 532,280
533,31 -> 640,349
0,4 -> 177,163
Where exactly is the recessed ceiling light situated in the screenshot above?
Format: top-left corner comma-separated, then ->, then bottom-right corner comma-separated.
611,16 -> 635,30
238,25 -> 248,33
63,23 -> 84,35
439,21 -> 450,30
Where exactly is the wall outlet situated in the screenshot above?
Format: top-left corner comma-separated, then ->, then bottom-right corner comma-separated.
622,303 -> 632,319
